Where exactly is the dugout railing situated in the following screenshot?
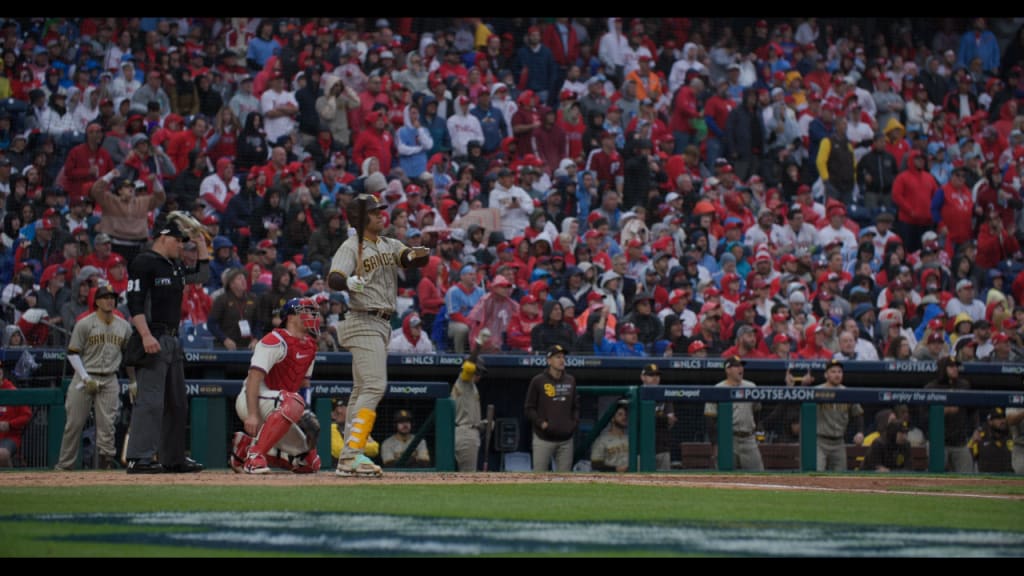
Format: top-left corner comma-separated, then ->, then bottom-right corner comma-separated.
0,379 -> 455,471
635,386 -> 1024,473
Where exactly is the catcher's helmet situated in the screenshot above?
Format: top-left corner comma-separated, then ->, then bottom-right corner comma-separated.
280,297 -> 322,336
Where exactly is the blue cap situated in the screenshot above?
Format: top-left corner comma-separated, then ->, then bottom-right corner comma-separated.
296,265 -> 315,279
212,235 -> 233,250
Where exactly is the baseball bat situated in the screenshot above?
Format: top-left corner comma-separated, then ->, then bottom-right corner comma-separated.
482,404 -> 495,472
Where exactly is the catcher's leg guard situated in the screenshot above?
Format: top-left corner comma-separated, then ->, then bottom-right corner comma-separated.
345,408 -> 377,452
229,431 -> 253,473
250,393 -> 305,458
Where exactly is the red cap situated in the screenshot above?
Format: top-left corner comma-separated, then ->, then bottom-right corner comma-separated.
628,237 -> 644,249
619,322 -> 638,335
699,301 -> 720,315
928,332 -> 945,344
928,318 -> 945,331
992,332 -> 1010,344
688,340 -> 707,354
258,239 -> 275,251
584,229 -> 603,241
772,313 -> 788,323
773,333 -> 791,345
202,215 -> 219,226
520,294 -> 538,305
704,287 -> 721,298
780,254 -> 797,266
587,291 -> 605,304
669,288 -> 691,304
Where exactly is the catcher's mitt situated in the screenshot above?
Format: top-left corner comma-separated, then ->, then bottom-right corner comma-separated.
166,210 -> 210,241
298,410 -> 321,451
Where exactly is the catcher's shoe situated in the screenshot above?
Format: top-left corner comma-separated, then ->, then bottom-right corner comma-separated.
335,454 -> 383,477
243,452 -> 271,474
292,452 -> 321,474
229,431 -> 252,474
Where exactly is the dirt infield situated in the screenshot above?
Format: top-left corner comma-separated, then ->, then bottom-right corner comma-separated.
5,470 -> 1022,499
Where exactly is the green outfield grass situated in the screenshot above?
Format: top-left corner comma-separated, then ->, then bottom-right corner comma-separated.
1,482 -> 1022,557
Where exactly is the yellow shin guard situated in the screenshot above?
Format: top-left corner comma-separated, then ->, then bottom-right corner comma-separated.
346,408 -> 377,451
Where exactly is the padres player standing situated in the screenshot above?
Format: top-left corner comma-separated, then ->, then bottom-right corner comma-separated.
327,194 -> 430,477
56,284 -> 133,470
524,344 -> 580,472
124,218 -> 210,474
815,359 -> 865,472
704,356 -> 765,471
451,328 -> 491,471
231,297 -> 323,474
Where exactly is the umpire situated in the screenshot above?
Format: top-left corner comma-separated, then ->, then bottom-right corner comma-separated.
124,218 -> 210,474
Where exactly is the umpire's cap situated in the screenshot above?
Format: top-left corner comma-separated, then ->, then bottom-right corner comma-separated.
156,219 -> 187,240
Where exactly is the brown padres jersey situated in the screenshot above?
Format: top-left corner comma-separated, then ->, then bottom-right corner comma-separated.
329,235 -> 413,313
815,384 -> 864,437
67,312 -> 132,374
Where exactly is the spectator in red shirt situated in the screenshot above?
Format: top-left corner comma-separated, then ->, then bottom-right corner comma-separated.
0,366 -> 32,468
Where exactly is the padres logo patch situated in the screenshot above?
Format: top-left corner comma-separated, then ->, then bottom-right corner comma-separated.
544,383 -> 556,398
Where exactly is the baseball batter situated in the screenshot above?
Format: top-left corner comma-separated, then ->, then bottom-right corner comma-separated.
231,297 -> 323,474
327,193 -> 430,477
57,284 -> 133,470
704,356 -> 765,471
815,359 -> 865,472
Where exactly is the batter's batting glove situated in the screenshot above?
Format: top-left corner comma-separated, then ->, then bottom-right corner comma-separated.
347,276 -> 367,293
84,378 -> 100,395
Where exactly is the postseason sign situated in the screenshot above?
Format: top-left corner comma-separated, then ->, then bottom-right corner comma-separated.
641,386 -> 1024,407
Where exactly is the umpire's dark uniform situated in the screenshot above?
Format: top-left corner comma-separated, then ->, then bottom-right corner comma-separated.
125,223 -> 209,473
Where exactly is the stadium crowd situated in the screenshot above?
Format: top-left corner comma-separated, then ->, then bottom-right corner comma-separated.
3,15 -> 1024,363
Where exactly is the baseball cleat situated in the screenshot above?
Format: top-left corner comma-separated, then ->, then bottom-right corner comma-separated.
335,454 -> 383,477
243,453 -> 271,474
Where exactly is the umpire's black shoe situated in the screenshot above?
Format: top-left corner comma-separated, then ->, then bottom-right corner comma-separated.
126,459 -> 164,474
163,457 -> 204,473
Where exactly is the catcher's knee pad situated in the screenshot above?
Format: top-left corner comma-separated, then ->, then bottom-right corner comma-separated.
278,392 -> 306,424
346,408 -> 377,451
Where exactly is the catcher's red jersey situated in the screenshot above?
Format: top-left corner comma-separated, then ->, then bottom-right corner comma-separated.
252,328 -> 318,394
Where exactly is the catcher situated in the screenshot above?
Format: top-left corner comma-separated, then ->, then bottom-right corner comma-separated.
231,297 -> 324,474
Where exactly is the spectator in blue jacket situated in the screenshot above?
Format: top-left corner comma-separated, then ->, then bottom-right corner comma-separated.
597,320 -> 647,356
958,18 -> 1000,75
515,26 -> 558,107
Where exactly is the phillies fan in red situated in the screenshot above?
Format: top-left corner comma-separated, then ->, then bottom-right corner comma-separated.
231,297 -> 324,474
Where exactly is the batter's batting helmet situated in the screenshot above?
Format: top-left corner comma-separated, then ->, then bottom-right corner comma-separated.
350,193 -> 387,239
280,297 -> 322,337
